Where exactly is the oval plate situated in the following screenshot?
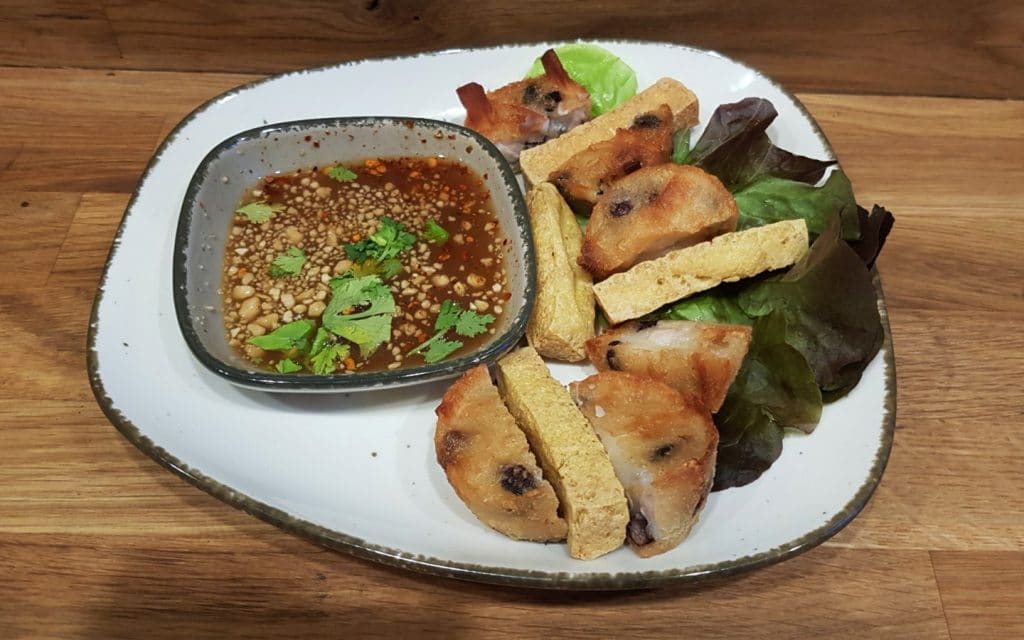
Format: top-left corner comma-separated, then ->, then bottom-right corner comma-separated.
88,41 -> 895,590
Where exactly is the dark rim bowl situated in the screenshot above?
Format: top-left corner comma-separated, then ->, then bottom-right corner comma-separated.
172,116 -> 535,392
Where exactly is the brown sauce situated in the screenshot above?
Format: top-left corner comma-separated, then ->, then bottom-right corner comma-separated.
220,156 -> 510,374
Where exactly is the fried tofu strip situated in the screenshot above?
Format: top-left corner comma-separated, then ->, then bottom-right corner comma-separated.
525,183 -> 595,362
594,219 -> 810,324
495,347 -> 629,559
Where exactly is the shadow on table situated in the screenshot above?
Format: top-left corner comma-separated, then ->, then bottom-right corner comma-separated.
79,520 -> 771,640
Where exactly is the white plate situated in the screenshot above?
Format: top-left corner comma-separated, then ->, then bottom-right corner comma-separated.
88,41 -> 895,589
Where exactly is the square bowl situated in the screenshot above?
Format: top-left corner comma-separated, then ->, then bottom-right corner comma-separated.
173,116 -> 535,392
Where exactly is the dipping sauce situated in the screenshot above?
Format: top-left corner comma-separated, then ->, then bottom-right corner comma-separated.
220,156 -> 509,374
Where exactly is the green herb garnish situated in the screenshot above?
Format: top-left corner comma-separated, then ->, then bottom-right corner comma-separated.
423,219 -> 450,244
344,216 -> 417,263
275,358 -> 303,373
235,202 -> 283,224
408,300 -> 495,364
328,165 -> 357,182
309,327 -> 352,375
321,273 -> 396,358
269,246 -> 305,278
247,320 -> 314,352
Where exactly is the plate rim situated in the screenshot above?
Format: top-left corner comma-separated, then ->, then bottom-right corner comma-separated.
87,39 -> 897,590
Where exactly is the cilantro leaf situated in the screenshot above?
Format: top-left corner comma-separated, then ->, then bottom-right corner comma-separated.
344,217 -> 416,264
434,299 -> 462,333
310,327 -> 331,355
328,165 -> 357,182
321,273 -> 396,358
455,309 -> 495,338
269,246 -> 305,278
409,300 -> 495,363
419,337 -> 464,364
310,343 -> 350,375
350,257 -> 403,280
275,358 -> 303,373
247,320 -> 314,352
423,219 -> 450,244
235,202 -> 282,223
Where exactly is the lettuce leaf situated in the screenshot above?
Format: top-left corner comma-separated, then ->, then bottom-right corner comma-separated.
739,215 -> 884,395
850,204 -> 895,269
659,286 -> 752,325
689,97 -> 835,192
713,311 -> 821,490
734,169 -> 860,240
525,44 -> 637,116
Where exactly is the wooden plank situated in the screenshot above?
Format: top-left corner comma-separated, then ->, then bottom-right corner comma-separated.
932,551 -> 1024,639
0,538 -> 950,638
48,193 -> 129,288
0,0 -> 121,68
829,309 -> 1024,551
0,68 -> 257,192
0,0 -> 1012,99
0,193 -> 82,287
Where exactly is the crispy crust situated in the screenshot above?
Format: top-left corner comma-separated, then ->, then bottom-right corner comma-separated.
569,371 -> 718,558
435,365 -> 567,542
585,319 -> 752,412
579,164 -> 738,280
519,78 -> 699,187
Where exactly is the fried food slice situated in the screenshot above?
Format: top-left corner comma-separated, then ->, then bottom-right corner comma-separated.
435,365 -> 567,542
549,105 -> 675,215
569,371 -> 718,558
579,164 -> 738,280
585,319 -> 752,412
594,219 -> 810,324
495,347 -> 629,559
457,50 -> 591,166
520,77 -> 699,187
525,183 -> 595,362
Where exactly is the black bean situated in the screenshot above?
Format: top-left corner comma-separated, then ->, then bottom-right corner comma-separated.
650,444 -> 674,461
622,159 -> 642,175
522,84 -> 539,104
542,90 -> 562,112
635,318 -> 658,331
500,464 -> 538,495
632,113 -> 661,129
627,510 -> 654,546
609,200 -> 633,218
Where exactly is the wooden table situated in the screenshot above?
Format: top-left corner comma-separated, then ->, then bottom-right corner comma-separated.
2,2 -> 1021,637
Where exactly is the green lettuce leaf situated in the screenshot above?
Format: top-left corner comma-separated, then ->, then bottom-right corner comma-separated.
689,97 -> 835,192
671,128 -> 692,165
733,169 -> 860,240
738,215 -> 884,395
659,286 -> 753,325
525,44 -> 637,116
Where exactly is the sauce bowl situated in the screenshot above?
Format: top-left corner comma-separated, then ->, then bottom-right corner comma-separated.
173,117 -> 535,392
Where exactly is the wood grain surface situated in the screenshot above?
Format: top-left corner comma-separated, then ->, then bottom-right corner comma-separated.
1,2 -> 1022,638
